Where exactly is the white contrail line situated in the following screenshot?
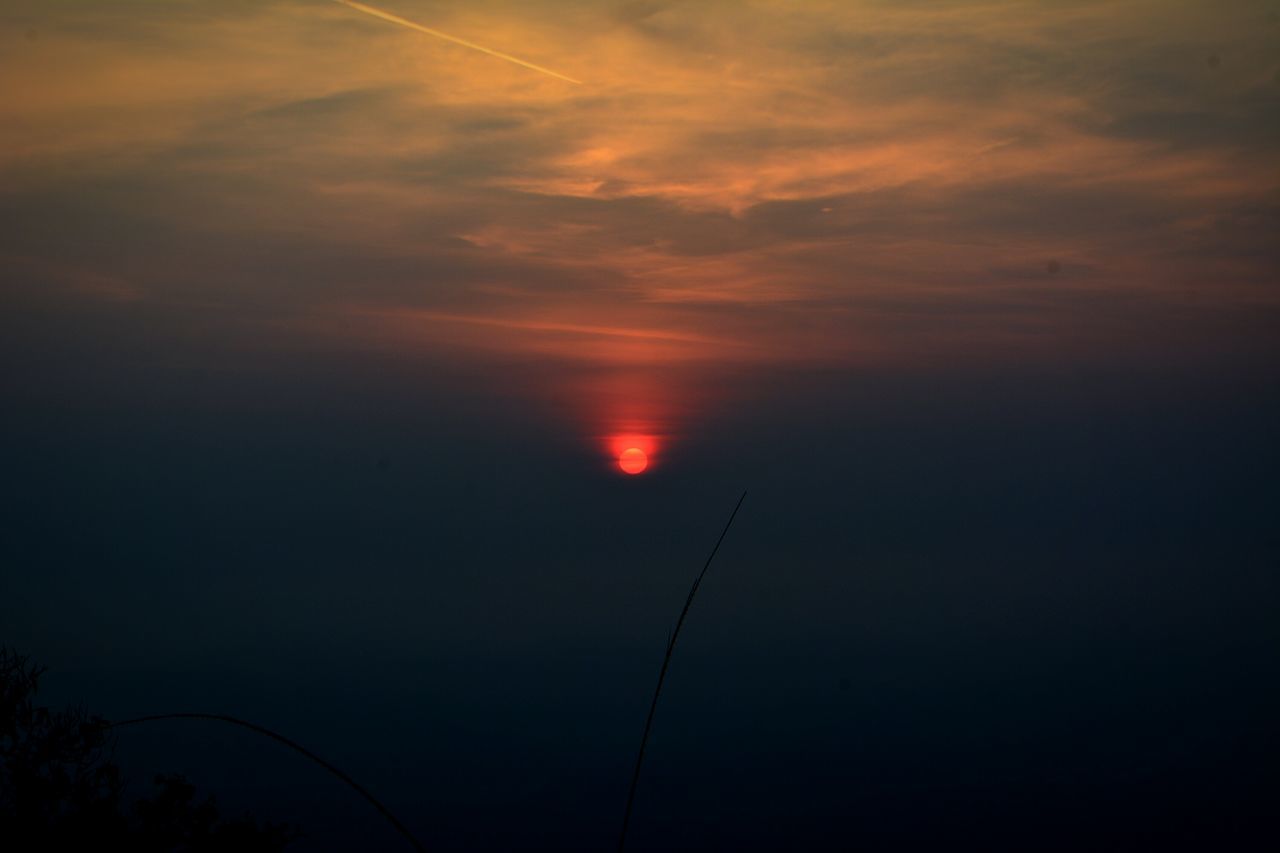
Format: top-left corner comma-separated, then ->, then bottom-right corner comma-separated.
332,0 -> 582,84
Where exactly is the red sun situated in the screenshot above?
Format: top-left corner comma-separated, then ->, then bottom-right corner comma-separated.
618,447 -> 649,475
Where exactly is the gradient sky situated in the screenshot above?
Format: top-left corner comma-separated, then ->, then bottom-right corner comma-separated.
4,0 -> 1278,454
2,2 -> 1278,851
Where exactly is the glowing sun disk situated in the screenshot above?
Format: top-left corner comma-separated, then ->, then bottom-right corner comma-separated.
619,447 -> 648,475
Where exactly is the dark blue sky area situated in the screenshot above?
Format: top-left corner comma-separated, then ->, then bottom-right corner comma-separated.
4,300 -> 1277,849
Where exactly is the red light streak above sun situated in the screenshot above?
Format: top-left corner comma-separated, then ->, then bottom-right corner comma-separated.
608,430 -> 659,476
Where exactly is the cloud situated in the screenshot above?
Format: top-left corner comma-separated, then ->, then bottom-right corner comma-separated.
0,0 -> 1275,388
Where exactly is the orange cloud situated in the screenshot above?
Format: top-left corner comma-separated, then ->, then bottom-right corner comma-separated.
2,0 -> 1276,449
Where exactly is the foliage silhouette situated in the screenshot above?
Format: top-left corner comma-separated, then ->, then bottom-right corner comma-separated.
0,646 -> 298,851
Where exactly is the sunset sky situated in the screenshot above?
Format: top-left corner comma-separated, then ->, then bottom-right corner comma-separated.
2,1 -> 1278,850
5,0 -> 1277,453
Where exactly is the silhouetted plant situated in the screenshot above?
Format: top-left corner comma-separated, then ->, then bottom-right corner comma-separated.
0,646 -> 298,851
0,647 -> 124,845
618,490 -> 748,852
132,774 -> 298,852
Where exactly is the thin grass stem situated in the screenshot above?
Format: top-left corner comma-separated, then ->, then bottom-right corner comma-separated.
618,489 -> 748,852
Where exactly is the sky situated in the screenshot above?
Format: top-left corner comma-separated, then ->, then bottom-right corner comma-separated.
2,1 -> 1278,850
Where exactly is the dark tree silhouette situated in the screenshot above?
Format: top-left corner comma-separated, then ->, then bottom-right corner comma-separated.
0,647 -> 297,851
131,773 -> 298,852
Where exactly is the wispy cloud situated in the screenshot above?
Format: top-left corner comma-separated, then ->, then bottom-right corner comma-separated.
1,0 -> 1276,380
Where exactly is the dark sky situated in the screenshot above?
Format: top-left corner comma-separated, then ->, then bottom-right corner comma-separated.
2,1 -> 1279,850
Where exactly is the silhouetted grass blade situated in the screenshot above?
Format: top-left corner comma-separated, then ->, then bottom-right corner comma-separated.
618,489 -> 748,852
111,712 -> 427,852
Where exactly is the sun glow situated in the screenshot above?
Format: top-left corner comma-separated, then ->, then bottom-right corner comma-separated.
618,447 -> 648,475
608,432 -> 658,475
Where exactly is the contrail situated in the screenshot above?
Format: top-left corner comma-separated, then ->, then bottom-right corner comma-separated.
332,0 -> 582,85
